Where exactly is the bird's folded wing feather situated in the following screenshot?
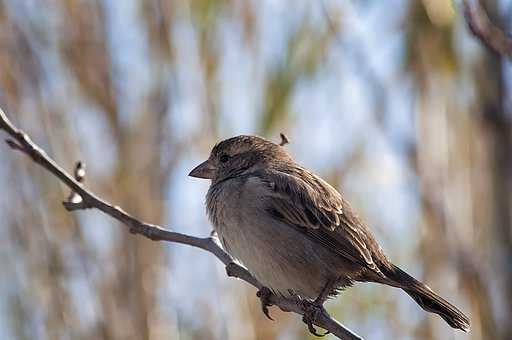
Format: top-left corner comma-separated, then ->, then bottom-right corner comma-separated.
248,168 -> 383,275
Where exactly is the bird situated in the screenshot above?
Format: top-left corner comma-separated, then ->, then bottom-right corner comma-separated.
189,135 -> 470,335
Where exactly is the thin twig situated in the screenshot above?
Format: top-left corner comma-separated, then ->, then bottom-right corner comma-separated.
0,108 -> 362,340
463,0 -> 512,58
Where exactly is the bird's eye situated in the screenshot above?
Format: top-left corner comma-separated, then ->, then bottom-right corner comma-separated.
220,154 -> 230,163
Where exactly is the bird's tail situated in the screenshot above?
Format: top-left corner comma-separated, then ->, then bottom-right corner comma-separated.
382,264 -> 470,332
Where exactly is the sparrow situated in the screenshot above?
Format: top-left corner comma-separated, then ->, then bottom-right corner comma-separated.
189,135 -> 470,335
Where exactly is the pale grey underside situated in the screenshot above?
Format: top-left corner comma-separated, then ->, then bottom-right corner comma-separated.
207,175 -> 360,299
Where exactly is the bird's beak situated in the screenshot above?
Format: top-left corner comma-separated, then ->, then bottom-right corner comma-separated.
188,160 -> 216,179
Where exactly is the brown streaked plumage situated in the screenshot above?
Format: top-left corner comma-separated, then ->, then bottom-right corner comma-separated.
189,135 -> 470,333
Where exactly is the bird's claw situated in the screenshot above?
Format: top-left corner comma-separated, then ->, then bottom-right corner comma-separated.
256,287 -> 274,320
300,300 -> 330,337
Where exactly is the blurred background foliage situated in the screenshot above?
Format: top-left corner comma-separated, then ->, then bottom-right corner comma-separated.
0,0 -> 511,339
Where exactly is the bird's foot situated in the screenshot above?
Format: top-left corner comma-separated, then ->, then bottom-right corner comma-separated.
256,286 -> 274,320
299,300 -> 330,337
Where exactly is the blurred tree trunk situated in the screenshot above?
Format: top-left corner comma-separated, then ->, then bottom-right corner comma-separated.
478,8 -> 512,337
407,1 -> 511,339
473,1 -> 512,337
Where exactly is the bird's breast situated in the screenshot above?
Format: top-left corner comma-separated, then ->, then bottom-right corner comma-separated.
205,179 -> 349,299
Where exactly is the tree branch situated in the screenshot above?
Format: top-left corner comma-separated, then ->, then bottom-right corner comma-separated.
463,0 -> 512,58
0,108 -> 362,340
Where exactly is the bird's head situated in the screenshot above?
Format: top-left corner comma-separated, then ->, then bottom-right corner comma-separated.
189,135 -> 291,183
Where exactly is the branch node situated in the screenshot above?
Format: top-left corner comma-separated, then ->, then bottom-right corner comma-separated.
5,139 -> 25,151
225,262 -> 239,277
66,161 -> 86,207
62,200 -> 92,211
74,161 -> 86,182
142,224 -> 162,240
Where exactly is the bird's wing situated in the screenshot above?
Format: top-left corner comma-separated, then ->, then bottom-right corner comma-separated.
249,168 -> 385,275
